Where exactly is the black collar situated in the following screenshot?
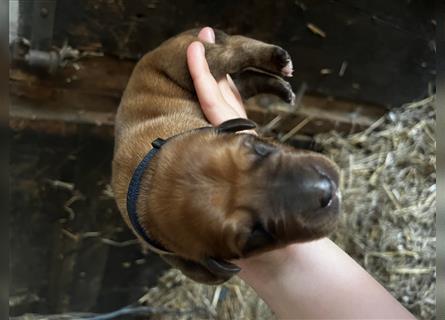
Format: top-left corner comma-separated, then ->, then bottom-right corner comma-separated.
125,118 -> 256,254
126,137 -> 171,254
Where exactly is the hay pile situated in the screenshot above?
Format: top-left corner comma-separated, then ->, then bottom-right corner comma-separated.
138,270 -> 274,320
139,96 -> 436,320
319,95 -> 436,319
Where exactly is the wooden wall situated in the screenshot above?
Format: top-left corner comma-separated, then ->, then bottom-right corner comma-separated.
18,0 -> 437,108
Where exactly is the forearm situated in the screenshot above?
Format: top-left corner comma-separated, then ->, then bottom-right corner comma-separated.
236,238 -> 415,319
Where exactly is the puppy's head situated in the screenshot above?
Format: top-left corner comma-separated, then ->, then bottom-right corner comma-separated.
141,119 -> 340,283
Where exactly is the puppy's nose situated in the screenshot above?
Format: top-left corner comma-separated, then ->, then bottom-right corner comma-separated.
296,165 -> 338,212
267,153 -> 340,215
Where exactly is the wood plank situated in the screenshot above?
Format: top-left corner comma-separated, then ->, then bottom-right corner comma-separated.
14,0 -> 435,107
10,131 -> 169,315
10,55 -> 386,138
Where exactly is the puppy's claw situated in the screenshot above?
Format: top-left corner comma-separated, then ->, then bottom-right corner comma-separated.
288,90 -> 296,105
282,59 -> 293,77
272,47 -> 293,77
280,80 -> 296,105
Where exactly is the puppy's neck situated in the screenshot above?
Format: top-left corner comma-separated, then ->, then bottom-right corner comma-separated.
127,119 -> 209,250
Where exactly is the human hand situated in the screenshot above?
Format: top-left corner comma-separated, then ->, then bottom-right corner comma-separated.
186,27 -> 248,126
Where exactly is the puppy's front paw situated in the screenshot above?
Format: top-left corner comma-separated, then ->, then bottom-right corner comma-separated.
234,69 -> 296,104
272,47 -> 293,77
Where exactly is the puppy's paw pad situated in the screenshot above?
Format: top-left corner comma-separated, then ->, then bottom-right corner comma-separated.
283,81 -> 296,104
272,47 -> 293,77
269,79 -> 295,104
288,89 -> 296,105
282,59 -> 293,77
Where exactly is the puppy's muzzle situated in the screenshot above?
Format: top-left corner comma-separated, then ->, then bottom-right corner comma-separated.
259,151 -> 341,241
278,154 -> 339,211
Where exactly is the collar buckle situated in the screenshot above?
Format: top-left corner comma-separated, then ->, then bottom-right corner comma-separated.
151,138 -> 166,149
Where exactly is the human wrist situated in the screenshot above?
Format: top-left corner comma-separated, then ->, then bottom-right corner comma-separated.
234,242 -> 311,318
234,241 -> 313,291
234,238 -> 334,289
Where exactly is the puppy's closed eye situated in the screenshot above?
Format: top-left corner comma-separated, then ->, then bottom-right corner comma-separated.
244,138 -> 276,158
243,223 -> 275,254
253,142 -> 276,157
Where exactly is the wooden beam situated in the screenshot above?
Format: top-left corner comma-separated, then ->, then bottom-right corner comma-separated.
10,56 -> 387,137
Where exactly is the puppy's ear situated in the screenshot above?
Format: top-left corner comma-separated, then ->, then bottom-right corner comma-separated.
217,118 -> 256,133
243,224 -> 275,254
204,258 -> 241,278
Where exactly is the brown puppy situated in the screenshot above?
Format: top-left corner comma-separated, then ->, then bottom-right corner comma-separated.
112,29 -> 341,284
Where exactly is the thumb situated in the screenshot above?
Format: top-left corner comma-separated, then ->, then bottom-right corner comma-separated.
198,27 -> 215,44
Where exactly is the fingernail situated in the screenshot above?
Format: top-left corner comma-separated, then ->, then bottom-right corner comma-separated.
209,29 -> 215,43
199,42 -> 205,54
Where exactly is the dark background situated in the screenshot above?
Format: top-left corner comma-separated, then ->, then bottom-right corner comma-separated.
17,0 -> 436,108
10,131 -> 168,315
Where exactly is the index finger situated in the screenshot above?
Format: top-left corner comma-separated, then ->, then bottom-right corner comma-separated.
197,27 -> 247,119
187,41 -> 239,125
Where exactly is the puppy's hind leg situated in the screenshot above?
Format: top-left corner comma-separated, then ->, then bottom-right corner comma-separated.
204,33 -> 293,80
